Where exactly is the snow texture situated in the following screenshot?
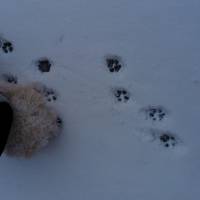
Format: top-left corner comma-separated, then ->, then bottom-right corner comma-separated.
0,0 -> 200,199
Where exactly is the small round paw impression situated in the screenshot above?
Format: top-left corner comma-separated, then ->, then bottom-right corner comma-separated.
145,129 -> 179,148
2,74 -> 18,84
33,84 -> 58,102
113,88 -> 130,103
56,117 -> 63,128
0,38 -> 14,53
141,106 -> 167,122
36,58 -> 52,73
106,56 -> 122,73
44,88 -> 58,102
159,132 -> 178,148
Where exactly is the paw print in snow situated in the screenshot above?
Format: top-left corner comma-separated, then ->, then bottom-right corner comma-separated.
113,88 -> 130,103
106,56 -> 122,73
36,58 -> 52,73
2,74 -> 18,84
147,129 -> 179,148
0,38 -> 14,53
43,88 -> 58,102
141,106 -> 167,122
56,117 -> 63,128
159,132 -> 178,148
33,83 -> 58,102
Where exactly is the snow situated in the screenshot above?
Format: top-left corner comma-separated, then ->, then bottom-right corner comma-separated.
0,0 -> 200,199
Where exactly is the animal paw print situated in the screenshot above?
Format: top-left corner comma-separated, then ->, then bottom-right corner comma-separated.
32,83 -> 58,102
2,74 -> 18,84
147,129 -> 179,148
113,88 -> 130,103
36,58 -> 52,73
56,117 -> 63,128
106,56 -> 122,73
0,38 -> 13,53
141,106 -> 167,122
159,133 -> 177,148
43,88 -> 58,102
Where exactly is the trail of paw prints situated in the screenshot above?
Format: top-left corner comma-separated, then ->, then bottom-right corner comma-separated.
33,83 -> 58,102
1,74 -> 18,84
105,55 -> 123,73
0,37 -> 14,53
113,88 -> 131,103
140,105 -> 168,122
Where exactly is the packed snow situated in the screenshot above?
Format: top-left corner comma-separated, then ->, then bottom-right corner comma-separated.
0,0 -> 200,199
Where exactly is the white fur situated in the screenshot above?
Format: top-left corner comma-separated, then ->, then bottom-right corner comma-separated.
0,82 -> 61,158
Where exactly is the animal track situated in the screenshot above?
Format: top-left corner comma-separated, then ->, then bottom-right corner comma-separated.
56,117 -> 63,128
137,128 -> 179,148
113,88 -> 130,103
33,83 -> 58,102
44,88 -> 57,102
0,38 -> 14,53
106,56 -> 122,73
159,133 -> 177,148
36,58 -> 52,73
140,106 -> 167,122
149,129 -> 179,148
1,74 -> 18,84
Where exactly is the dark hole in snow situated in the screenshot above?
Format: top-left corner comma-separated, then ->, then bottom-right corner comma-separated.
37,59 -> 52,72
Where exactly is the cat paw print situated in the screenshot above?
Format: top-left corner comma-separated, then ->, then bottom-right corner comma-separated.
1,74 -> 18,84
32,83 -> 58,102
106,56 -> 123,73
147,129 -> 179,148
113,88 -> 130,103
0,38 -> 14,53
36,58 -> 52,73
56,117 -> 63,128
140,106 -> 168,122
159,133 -> 178,148
43,88 -> 58,102
135,128 -> 179,148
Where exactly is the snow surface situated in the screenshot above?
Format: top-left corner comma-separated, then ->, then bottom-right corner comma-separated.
0,0 -> 200,199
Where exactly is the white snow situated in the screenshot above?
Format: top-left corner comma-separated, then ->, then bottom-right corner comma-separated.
0,0 -> 200,199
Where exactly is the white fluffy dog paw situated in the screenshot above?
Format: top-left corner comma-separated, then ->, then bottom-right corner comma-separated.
0,82 -> 62,158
